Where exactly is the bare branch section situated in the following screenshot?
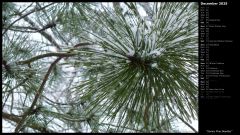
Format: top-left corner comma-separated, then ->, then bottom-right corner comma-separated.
171,110 -> 197,133
7,25 -> 38,31
3,78 -> 28,94
19,14 -> 61,50
10,4 -> 61,50
3,112 -> 56,133
176,115 -> 198,133
2,3 -> 55,35
17,52 -> 77,65
14,57 -> 62,133
4,22 -> 57,33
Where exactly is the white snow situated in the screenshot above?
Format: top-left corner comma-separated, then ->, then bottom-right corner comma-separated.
151,63 -> 158,68
148,48 -> 165,57
126,49 -> 135,56
170,64 -> 174,69
151,87 -> 156,96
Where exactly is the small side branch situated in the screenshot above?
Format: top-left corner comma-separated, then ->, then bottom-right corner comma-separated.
17,52 -> 77,65
171,110 -> 197,133
12,6 -> 61,50
4,23 -> 56,33
20,15 -> 61,50
14,57 -> 62,133
2,3 -> 55,35
176,114 -> 198,133
3,112 -> 56,133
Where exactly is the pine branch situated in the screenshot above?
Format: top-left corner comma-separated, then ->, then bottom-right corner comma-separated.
100,122 -> 144,132
171,110 -> 197,133
3,78 -> 28,94
17,52 -> 77,65
12,6 -> 61,50
2,3 -> 55,35
4,23 -> 56,33
73,42 -> 93,48
3,112 -> 56,133
176,114 -> 198,133
42,110 -> 87,122
36,22 -> 57,32
5,25 -> 38,30
20,15 -> 61,50
14,57 -> 62,133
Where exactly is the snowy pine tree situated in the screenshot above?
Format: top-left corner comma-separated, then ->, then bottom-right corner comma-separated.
2,2 -> 198,133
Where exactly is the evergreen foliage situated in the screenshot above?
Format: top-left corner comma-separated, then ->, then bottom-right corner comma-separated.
2,2 -> 198,133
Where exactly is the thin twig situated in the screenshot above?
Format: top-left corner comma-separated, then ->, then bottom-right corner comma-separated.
3,22 -> 56,33
100,122 -> 144,132
3,78 -> 29,93
14,57 -> 62,133
171,110 -> 197,133
3,112 -> 56,133
165,103 -> 197,133
3,28 -> 38,33
17,52 -> 77,65
18,12 -> 61,50
10,3 -> 61,50
176,114 -> 198,133
17,3 -> 35,16
2,3 -> 54,35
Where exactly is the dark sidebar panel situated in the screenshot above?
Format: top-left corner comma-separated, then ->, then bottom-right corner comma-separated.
199,1 -> 238,134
